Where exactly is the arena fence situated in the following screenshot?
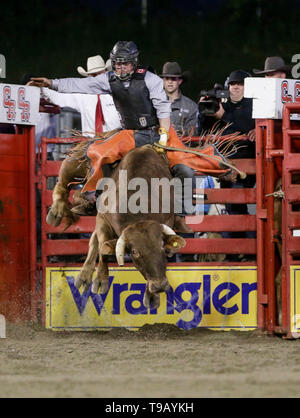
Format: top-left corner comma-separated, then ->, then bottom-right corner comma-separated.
2,107 -> 300,337
38,135 -> 258,331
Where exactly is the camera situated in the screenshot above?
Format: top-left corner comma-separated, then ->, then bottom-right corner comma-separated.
198,83 -> 230,115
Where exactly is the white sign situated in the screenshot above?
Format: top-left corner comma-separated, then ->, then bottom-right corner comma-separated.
0,83 -> 40,125
244,77 -> 300,120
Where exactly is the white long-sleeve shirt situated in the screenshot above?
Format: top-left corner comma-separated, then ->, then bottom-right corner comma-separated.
41,88 -> 121,137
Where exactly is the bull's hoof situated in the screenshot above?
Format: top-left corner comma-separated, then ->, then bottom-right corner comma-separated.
75,275 -> 90,293
46,208 -> 62,227
143,292 -> 160,309
100,280 -> 109,294
91,279 -> 100,294
91,279 -> 109,294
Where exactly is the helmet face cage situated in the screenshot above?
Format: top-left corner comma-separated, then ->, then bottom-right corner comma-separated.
110,41 -> 139,74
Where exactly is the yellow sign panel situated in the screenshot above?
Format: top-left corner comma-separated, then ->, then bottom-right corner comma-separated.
290,266 -> 300,334
45,266 -> 257,331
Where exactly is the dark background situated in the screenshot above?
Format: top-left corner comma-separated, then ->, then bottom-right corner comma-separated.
2,0 -> 300,102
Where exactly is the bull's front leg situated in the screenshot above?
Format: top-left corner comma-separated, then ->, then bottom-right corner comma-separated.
75,230 -> 99,293
92,254 -> 109,294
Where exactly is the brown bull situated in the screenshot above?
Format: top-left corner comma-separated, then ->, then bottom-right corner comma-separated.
74,146 -> 192,308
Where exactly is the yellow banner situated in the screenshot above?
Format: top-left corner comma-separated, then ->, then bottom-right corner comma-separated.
290,266 -> 300,335
45,266 -> 257,331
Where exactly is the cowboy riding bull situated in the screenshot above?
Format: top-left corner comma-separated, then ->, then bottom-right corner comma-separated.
29,41 -> 245,306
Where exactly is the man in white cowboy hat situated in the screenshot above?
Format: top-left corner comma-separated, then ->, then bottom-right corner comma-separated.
40,54 -> 121,137
160,61 -> 198,137
253,56 -> 291,79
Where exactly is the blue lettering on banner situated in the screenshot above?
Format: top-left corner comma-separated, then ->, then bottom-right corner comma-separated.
66,273 -> 257,329
66,275 -> 114,315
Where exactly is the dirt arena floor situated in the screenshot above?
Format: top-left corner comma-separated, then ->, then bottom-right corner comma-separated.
1,321 -> 300,398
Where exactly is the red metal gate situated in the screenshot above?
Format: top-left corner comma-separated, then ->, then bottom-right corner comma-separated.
0,125 -> 37,322
254,104 -> 300,337
39,136 -> 258,326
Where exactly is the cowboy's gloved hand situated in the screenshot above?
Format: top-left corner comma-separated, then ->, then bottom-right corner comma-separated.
158,127 -> 169,146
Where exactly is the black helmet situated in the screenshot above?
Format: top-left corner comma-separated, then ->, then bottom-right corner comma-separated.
110,41 -> 139,68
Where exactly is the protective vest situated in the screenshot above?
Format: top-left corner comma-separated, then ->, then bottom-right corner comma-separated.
108,67 -> 158,130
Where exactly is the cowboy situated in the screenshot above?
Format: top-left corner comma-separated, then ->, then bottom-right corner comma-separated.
28,41 -> 232,216
161,62 -> 198,137
253,56 -> 291,79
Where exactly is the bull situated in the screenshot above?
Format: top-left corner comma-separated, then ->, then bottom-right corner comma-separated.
74,145 -> 192,308
46,129 -> 243,308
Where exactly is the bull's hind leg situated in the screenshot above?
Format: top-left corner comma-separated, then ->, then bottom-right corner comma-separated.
46,157 -> 87,228
75,230 -> 99,293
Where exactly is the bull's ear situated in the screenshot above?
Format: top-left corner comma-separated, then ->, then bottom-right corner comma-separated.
173,216 -> 193,233
100,239 -> 118,255
164,235 -> 186,254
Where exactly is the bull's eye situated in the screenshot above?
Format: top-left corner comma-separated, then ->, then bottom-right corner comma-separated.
131,249 -> 139,257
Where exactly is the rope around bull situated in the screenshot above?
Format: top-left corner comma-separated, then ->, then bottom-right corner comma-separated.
153,143 -> 247,179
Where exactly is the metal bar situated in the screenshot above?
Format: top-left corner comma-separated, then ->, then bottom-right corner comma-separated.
44,239 -> 90,255
182,238 -> 256,254
281,105 -> 292,333
28,126 -> 38,322
184,215 -> 257,231
202,188 -> 256,204
265,119 -> 277,332
255,120 -> 267,331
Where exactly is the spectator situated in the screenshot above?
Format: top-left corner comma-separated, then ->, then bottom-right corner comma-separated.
211,70 -> 256,260
40,55 -> 121,138
160,61 -> 198,137
253,56 -> 291,79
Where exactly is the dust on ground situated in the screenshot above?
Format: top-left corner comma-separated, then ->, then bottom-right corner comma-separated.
1,322 -> 300,398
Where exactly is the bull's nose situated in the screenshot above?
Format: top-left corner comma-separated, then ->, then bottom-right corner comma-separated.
149,279 -> 170,294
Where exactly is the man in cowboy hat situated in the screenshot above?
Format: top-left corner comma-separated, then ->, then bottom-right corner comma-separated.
253,56 -> 291,79
39,54 -> 121,138
161,61 -> 198,137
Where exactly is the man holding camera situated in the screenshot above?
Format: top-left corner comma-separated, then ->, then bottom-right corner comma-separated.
214,70 -> 255,144
199,70 -> 256,260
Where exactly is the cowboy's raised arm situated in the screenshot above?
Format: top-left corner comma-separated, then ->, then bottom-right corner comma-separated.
28,73 -> 111,95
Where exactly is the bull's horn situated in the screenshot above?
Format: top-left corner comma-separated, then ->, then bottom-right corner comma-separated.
161,224 -> 176,236
115,233 -> 126,266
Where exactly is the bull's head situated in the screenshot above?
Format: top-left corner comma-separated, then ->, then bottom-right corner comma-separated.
101,220 -> 186,309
